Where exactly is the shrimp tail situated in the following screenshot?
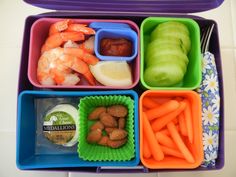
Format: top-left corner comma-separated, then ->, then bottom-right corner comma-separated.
65,24 -> 95,35
49,19 -> 73,36
83,52 -> 99,65
59,54 -> 96,86
83,70 -> 96,86
41,32 -> 85,53
63,47 -> 99,65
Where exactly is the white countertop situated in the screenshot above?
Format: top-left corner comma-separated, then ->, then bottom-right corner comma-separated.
0,0 -> 235,176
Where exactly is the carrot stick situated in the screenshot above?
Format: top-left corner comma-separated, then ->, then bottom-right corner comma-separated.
159,125 -> 180,136
167,122 -> 195,163
175,97 -> 183,102
172,117 -> 178,124
145,100 -> 180,121
143,97 -> 160,109
142,106 -> 147,112
160,145 -> 184,159
155,132 -> 177,149
159,128 -> 170,136
183,99 -> 193,143
143,133 -> 152,159
152,97 -> 171,104
142,112 -> 164,161
151,101 -> 186,132
178,112 -> 188,136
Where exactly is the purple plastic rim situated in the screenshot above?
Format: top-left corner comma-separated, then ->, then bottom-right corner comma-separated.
23,0 -> 224,14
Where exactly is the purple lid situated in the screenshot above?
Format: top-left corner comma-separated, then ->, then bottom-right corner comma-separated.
24,0 -> 224,14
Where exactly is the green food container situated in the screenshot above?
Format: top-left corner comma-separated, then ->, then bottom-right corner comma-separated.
78,95 -> 135,162
140,17 -> 202,90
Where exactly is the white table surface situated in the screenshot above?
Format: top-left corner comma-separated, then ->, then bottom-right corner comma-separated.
0,0 -> 236,176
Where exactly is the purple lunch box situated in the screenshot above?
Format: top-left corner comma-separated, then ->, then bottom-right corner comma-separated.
17,0 -> 225,173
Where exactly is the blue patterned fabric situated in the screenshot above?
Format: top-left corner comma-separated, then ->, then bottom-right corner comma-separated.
197,52 -> 220,167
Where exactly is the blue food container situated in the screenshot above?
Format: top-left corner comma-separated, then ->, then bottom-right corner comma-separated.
94,28 -> 138,61
18,0 -> 225,173
16,90 -> 140,169
89,22 -> 131,31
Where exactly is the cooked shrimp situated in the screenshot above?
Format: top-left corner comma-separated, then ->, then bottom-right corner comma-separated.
49,59 -> 80,85
41,32 -> 85,53
78,36 -> 95,54
37,47 -> 96,86
37,48 -> 81,86
59,54 -> 96,85
63,40 -> 80,48
65,23 -> 95,35
49,19 -> 73,36
64,37 -> 95,54
64,47 -> 99,65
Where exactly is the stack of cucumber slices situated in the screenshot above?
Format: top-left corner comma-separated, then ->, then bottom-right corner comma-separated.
144,21 -> 191,87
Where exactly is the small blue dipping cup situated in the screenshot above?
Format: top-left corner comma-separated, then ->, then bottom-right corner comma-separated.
95,28 -> 138,62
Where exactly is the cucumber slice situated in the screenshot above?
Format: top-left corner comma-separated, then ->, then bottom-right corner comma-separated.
152,21 -> 190,36
146,44 -> 189,65
151,31 -> 191,53
144,63 -> 185,87
148,37 -> 188,54
146,54 -> 188,73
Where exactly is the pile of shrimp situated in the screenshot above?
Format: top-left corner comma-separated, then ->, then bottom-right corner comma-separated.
37,19 -> 99,86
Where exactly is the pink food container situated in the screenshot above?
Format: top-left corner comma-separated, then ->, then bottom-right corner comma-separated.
28,18 -> 140,89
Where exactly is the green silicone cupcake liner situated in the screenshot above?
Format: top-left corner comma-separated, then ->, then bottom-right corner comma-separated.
78,95 -> 135,161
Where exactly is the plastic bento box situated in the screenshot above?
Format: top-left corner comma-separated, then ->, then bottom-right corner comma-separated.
139,90 -> 203,169
140,17 -> 202,90
94,28 -> 138,62
28,18 -> 140,90
17,0 -> 225,173
78,95 -> 136,162
16,90 -> 139,169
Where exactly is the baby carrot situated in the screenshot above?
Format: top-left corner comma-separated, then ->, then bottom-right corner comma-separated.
142,106 -> 147,112
160,145 -> 184,159
142,97 -> 160,109
143,112 -> 164,161
159,128 -> 170,136
178,112 -> 188,136
145,100 -> 180,121
175,97 -> 183,102
167,122 -> 195,163
159,125 -> 180,136
155,132 -> 177,149
183,99 -> 193,143
151,101 -> 186,132
152,97 -> 171,104
143,133 -> 152,159
172,117 -> 178,124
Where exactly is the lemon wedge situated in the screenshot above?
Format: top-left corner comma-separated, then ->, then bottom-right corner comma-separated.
89,61 -> 132,87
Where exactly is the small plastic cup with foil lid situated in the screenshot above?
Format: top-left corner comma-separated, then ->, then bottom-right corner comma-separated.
43,104 -> 79,147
